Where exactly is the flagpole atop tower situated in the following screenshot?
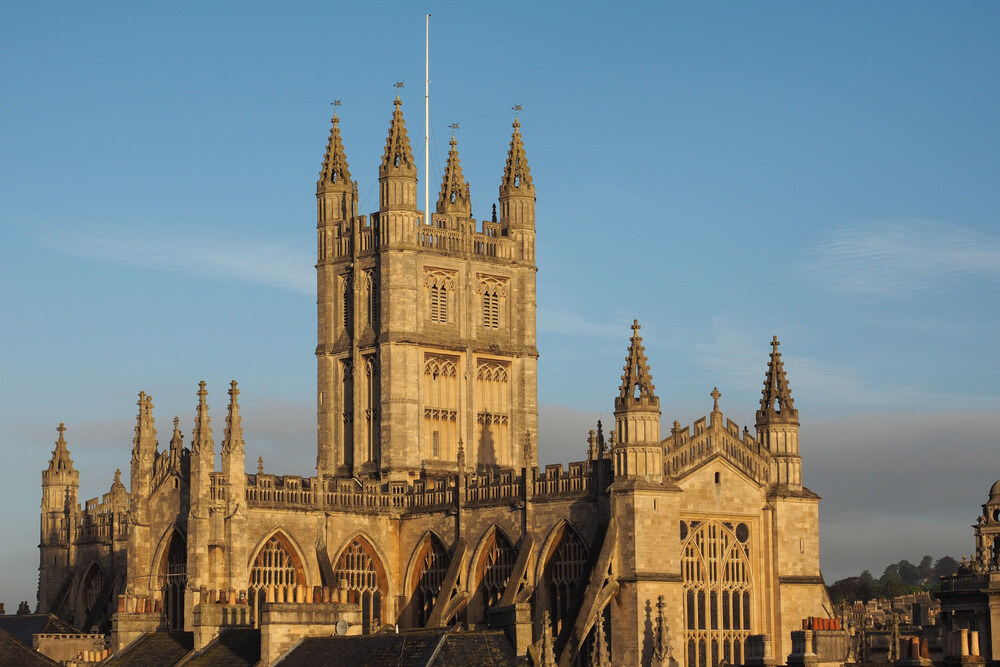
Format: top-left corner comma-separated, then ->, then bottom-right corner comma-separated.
424,13 -> 430,228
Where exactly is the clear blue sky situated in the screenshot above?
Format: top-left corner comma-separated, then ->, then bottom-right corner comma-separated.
2,2 -> 999,607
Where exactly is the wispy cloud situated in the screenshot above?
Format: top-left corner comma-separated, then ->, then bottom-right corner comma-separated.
39,223 -> 314,294
810,220 -> 1000,297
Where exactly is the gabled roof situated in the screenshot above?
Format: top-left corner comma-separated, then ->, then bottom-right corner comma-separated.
0,628 -> 60,666
179,628 -> 260,666
104,631 -> 194,667
0,613 -> 79,646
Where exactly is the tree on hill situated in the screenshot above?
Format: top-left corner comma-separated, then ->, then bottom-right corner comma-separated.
935,556 -> 959,578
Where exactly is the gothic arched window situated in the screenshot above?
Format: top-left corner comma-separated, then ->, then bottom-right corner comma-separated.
158,531 -> 187,630
682,520 -> 753,667
475,529 -> 517,619
423,355 -> 459,461
334,537 -> 387,634
249,533 -> 304,627
541,525 -> 588,639
411,534 -> 450,626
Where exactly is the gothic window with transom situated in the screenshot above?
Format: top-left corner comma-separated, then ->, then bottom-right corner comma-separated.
423,355 -> 459,461
249,533 -> 303,628
424,269 -> 456,324
412,534 -> 450,626
159,531 -> 188,631
476,361 -> 511,466
541,525 -> 588,639
477,275 -> 507,329
476,529 -> 517,619
682,519 -> 753,667
334,537 -> 386,634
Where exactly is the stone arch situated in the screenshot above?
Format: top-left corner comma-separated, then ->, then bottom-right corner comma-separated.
156,528 -> 187,630
468,524 -> 517,623
331,532 -> 390,633
535,520 -> 589,641
247,528 -> 308,627
403,531 -> 451,627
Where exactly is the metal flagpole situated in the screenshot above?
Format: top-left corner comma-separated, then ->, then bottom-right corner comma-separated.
424,14 -> 430,228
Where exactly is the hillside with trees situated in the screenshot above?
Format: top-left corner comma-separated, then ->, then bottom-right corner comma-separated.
828,555 -> 959,603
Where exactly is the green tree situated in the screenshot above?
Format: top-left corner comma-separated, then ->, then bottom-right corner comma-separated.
918,555 -> 934,580
935,556 -> 959,577
898,560 -> 920,586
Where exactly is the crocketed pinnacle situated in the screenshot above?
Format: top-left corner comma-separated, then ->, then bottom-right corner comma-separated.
591,616 -> 611,667
617,320 -> 657,405
131,392 -> 157,462
756,336 -> 799,425
436,136 -> 471,216
379,97 -> 416,178
169,416 -> 183,455
192,381 -> 214,455
317,114 -> 352,192
500,118 -> 534,196
222,380 -> 244,455
48,423 -> 75,472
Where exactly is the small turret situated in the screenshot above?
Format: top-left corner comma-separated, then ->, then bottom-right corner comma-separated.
612,320 -> 663,482
436,136 -> 471,217
379,97 -> 417,212
755,337 -> 803,491
38,424 -> 79,612
317,114 -> 357,229
499,118 -> 535,262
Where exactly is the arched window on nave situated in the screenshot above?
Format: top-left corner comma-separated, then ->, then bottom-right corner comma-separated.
158,530 -> 187,630
248,532 -> 304,628
333,536 -> 387,634
411,534 -> 450,627
475,528 -> 517,621
540,524 -> 588,642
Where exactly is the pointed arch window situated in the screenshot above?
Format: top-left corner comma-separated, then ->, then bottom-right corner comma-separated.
158,531 -> 187,630
334,537 -> 387,634
475,529 -> 517,619
477,276 -> 507,330
411,535 -> 450,626
682,520 -> 753,667
476,361 -> 511,467
81,563 -> 106,626
249,533 -> 304,628
541,525 -> 588,640
423,355 -> 459,462
424,269 -> 456,325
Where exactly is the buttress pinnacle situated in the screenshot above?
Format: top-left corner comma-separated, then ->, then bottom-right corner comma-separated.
223,380 -> 244,454
756,336 -> 799,425
380,97 -> 416,177
436,136 -> 471,216
192,381 -> 214,455
317,114 -> 352,192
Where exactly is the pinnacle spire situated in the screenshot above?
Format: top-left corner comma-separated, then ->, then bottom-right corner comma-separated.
756,336 -> 798,425
500,118 -> 534,195
47,423 -> 75,472
131,392 -> 157,462
169,416 -> 183,454
223,380 -> 244,455
653,595 -> 673,664
380,97 -> 416,177
317,114 -> 352,192
192,381 -> 214,455
591,615 -> 611,667
436,136 -> 471,216
617,319 -> 657,404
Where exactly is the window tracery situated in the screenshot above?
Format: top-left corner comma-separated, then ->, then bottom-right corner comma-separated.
424,269 -> 456,324
423,355 -> 459,461
682,520 -> 753,667
159,531 -> 187,630
334,537 -> 386,634
541,525 -> 588,639
412,535 -> 450,626
249,533 -> 302,627
476,361 -> 511,466
477,276 -> 507,329
476,529 -> 516,619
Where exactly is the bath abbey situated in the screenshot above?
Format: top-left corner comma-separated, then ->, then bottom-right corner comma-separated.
31,97 -> 832,665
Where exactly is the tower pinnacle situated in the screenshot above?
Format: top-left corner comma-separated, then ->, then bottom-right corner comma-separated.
380,97 -> 416,178
223,380 -> 244,454
756,336 -> 798,425
317,114 -> 353,193
500,118 -> 534,196
192,381 -> 213,455
436,136 -> 471,217
47,423 -> 75,472
616,320 -> 658,408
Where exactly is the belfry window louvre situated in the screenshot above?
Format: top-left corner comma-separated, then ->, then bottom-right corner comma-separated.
482,290 -> 500,328
682,519 -> 753,667
430,284 -> 448,323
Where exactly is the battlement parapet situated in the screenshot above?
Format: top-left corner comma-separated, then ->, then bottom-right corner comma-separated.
532,461 -> 594,497
78,494 -> 128,542
665,413 -> 771,484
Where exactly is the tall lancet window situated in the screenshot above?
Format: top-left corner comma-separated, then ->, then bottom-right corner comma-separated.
423,355 -> 459,462
364,356 -> 379,467
341,360 -> 353,470
158,531 -> 187,631
475,361 -> 510,467
682,519 -> 753,667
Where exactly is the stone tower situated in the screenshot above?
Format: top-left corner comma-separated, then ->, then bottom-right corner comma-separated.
315,100 -> 538,480
756,336 -> 801,491
39,423 -> 79,612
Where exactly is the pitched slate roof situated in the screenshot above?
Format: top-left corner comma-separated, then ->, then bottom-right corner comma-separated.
180,628 -> 260,666
0,613 -> 79,646
104,631 -> 194,667
273,627 -> 517,666
0,627 -> 60,666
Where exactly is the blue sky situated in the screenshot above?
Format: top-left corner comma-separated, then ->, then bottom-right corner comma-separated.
2,2 -> 1000,607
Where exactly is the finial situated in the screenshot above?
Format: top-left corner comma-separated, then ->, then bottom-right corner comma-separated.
257,456 -> 264,476
711,387 -> 721,412
229,380 -> 239,399
457,438 -> 466,471
114,468 -> 121,483
491,203 -> 497,222
197,380 -> 208,403
56,422 -> 66,443
631,318 -> 640,333
771,335 -> 780,352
